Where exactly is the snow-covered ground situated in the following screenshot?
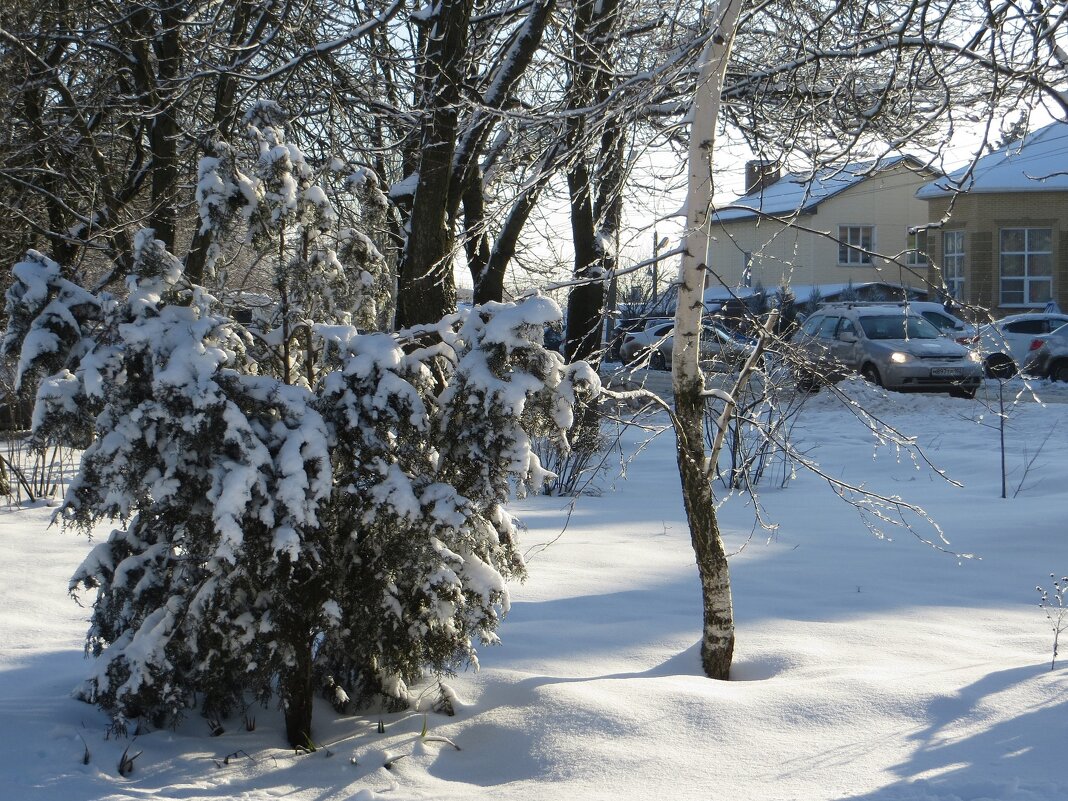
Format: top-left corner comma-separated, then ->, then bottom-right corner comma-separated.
2,376 -> 1068,801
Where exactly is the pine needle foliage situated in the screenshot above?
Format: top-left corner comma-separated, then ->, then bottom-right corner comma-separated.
1,107 -> 598,747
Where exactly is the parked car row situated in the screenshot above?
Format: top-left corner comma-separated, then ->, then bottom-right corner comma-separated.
971,312 -> 1068,378
618,319 -> 675,365
900,301 -> 976,340
601,302 -> 1068,395
617,318 -> 755,371
650,324 -> 755,371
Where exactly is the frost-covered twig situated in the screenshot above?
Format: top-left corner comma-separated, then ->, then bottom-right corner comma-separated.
1013,422 -> 1058,498
1038,575 -> 1068,670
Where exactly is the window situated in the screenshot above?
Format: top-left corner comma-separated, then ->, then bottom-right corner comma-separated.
817,316 -> 841,338
1003,320 -> 1048,335
801,315 -> 824,337
839,226 -> 874,265
921,311 -> 958,333
943,231 -> 965,299
702,325 -> 730,345
1000,227 -> 1052,306
859,315 -> 940,340
907,229 -> 928,266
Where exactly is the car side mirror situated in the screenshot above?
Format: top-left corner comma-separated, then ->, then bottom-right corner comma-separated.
839,331 -> 857,343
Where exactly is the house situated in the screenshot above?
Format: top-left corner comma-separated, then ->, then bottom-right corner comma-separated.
699,157 -> 937,293
916,121 -> 1068,315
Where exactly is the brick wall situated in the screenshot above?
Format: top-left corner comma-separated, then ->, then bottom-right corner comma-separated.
924,191 -> 1068,316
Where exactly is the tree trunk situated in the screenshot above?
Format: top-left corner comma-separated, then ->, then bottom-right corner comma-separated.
562,0 -> 624,365
396,0 -> 473,328
130,4 -> 182,251
462,173 -> 493,298
564,155 -> 605,363
282,646 -> 315,749
674,0 -> 744,680
674,375 -> 735,678
478,144 -> 562,305
184,0 -> 256,284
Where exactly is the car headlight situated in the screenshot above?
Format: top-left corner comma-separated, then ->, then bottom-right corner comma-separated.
890,351 -> 913,364
966,350 -> 981,363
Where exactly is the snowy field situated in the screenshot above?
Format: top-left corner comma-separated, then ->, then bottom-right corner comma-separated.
2,376 -> 1068,801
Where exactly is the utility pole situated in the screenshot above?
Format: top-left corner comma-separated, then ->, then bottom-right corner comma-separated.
652,229 -> 659,306
652,230 -> 669,310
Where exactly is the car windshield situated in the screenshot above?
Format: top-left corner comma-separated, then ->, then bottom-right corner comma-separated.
701,325 -> 730,342
859,314 -> 940,340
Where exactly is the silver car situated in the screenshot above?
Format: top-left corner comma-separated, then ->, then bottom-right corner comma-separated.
1022,322 -> 1068,382
793,303 -> 984,398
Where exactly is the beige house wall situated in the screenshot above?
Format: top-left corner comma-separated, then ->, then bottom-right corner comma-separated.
924,192 -> 1068,317
700,164 -> 931,290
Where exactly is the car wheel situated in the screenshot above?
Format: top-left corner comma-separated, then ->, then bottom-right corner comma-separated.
795,368 -> 820,393
861,363 -> 882,387
650,350 -> 667,371
1051,360 -> 1068,383
985,353 -> 1016,379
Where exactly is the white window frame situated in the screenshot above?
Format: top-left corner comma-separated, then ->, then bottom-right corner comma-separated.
943,230 -> 965,299
999,227 -> 1053,307
838,225 -> 874,266
906,229 -> 928,266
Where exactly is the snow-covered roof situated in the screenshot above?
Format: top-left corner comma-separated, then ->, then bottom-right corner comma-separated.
782,281 -> 925,301
917,121 -> 1068,199
711,157 -> 914,223
701,281 -> 924,307
702,285 -> 761,302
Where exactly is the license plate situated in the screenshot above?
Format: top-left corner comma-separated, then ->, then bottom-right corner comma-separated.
930,367 -> 962,377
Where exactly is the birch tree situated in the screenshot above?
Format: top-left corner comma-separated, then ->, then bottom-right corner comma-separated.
672,0 -> 1068,680
674,0 -> 747,680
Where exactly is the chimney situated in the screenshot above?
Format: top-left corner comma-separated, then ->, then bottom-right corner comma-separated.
745,160 -> 780,194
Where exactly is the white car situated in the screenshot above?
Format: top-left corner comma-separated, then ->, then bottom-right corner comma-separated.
975,312 -> 1068,377
619,320 -> 674,365
650,323 -> 756,371
1022,323 -> 1068,382
904,301 -> 976,341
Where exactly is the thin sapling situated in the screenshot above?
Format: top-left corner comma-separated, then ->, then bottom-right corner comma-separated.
1037,575 -> 1068,670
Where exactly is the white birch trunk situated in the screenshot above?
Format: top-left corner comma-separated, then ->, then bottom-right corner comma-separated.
673,0 -> 744,680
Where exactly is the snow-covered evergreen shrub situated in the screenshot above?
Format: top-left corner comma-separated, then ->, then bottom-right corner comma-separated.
0,250 -> 104,447
236,101 -> 388,386
309,300 -> 599,712
2,106 -> 597,747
